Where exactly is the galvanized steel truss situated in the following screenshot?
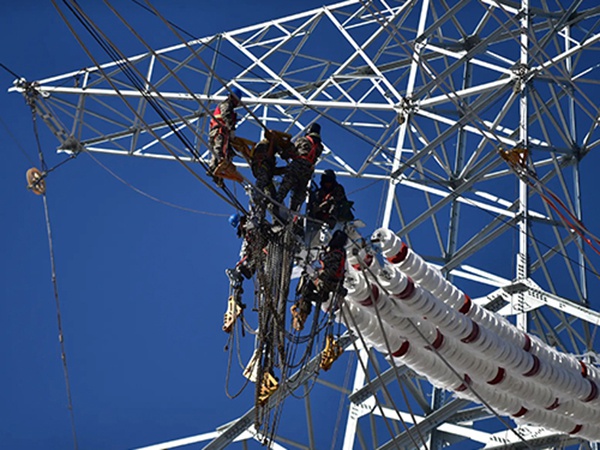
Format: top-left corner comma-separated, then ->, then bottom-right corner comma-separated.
11,0 -> 600,448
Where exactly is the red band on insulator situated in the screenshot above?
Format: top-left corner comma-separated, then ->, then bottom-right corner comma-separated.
431,329 -> 445,350
546,398 -> 560,410
522,334 -> 531,352
583,379 -> 599,403
392,341 -> 410,358
580,361 -> 588,378
461,322 -> 480,344
352,253 -> 374,271
396,277 -> 415,300
487,367 -> 506,385
523,355 -> 541,377
569,424 -> 583,435
512,406 -> 528,418
455,374 -> 471,392
387,243 -> 408,264
458,294 -> 472,314
359,285 -> 380,307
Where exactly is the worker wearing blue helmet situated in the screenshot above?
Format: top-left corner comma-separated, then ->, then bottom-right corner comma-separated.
208,86 -> 243,183
226,212 -> 257,283
228,212 -> 241,228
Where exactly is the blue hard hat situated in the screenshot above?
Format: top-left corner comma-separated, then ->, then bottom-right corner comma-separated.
230,87 -> 242,101
229,213 -> 241,228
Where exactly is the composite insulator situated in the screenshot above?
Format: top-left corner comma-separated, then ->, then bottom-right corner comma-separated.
341,289 -> 600,429
377,266 -> 476,342
347,247 -> 380,273
371,227 -> 600,409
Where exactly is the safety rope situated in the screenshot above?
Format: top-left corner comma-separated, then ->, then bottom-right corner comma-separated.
501,153 -> 600,281
86,152 -> 229,217
29,104 -> 80,450
223,325 -> 251,400
0,112 -> 36,165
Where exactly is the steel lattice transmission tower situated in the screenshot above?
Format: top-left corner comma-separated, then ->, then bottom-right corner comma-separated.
11,0 -> 600,448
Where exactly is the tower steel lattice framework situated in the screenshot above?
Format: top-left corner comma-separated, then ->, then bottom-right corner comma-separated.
11,0 -> 600,448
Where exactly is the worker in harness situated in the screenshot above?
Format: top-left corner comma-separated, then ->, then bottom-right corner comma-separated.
306,169 -> 354,249
226,212 -> 258,283
223,211 -> 262,332
208,87 -> 243,184
308,169 -> 354,228
274,123 -> 323,217
291,230 -> 348,331
249,131 -> 293,222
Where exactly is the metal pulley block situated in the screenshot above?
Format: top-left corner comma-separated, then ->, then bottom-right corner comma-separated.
222,295 -> 243,333
320,334 -> 343,371
258,372 -> 279,405
26,167 -> 46,195
290,302 -> 308,331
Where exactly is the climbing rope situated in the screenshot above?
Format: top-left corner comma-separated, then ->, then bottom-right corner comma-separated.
28,102 -> 80,450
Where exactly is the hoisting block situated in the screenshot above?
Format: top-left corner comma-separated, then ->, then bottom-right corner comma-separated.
26,167 -> 46,195
242,348 -> 260,382
499,146 -> 528,168
290,303 -> 308,331
223,295 -> 243,333
320,334 -> 343,371
258,372 -> 279,405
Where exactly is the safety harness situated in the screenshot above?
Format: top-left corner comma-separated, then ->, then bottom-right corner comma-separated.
210,102 -> 238,160
209,102 -> 237,131
293,135 -> 321,165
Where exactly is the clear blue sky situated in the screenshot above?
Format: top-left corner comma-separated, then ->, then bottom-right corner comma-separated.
3,1 -> 600,449
0,2 -> 356,449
